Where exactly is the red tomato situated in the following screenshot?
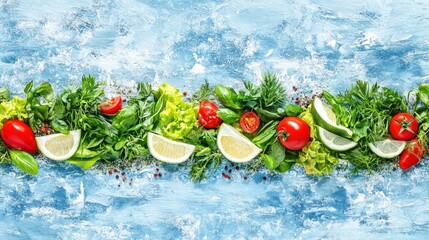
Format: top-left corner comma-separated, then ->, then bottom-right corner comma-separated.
100,96 -> 122,115
277,117 -> 310,150
399,139 -> 425,171
239,112 -> 260,133
1,119 -> 37,154
390,113 -> 418,141
198,101 -> 222,129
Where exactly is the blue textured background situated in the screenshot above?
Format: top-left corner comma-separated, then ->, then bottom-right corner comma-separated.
1,0 -> 429,239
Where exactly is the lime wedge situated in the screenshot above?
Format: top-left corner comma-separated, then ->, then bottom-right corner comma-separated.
148,132 -> 195,164
217,123 -> 261,163
36,130 -> 81,161
317,126 -> 357,151
368,139 -> 406,158
311,96 -> 353,139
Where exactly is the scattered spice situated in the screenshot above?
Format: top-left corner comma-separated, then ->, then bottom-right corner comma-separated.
159,173 -> 162,177
108,170 -> 112,175
154,173 -> 158,177
116,175 -> 119,179
243,176 -> 248,180
222,172 -> 231,179
263,176 -> 267,181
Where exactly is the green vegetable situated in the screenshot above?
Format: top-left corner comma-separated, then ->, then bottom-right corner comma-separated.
0,140 -> 10,164
418,84 -> 429,107
283,104 -> 303,117
24,81 -> 54,131
0,88 -> 10,102
339,147 -> 388,174
9,150 -> 38,175
216,108 -> 240,124
110,83 -> 159,161
157,83 -> 197,140
0,96 -> 28,128
192,80 -> 216,102
323,81 -> 404,143
54,75 -> 112,169
297,107 -> 339,175
255,108 -> 282,122
186,128 -> 223,182
252,120 -> 278,150
214,85 -> 242,110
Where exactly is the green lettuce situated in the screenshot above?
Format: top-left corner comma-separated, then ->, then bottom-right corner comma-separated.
296,107 -> 339,175
0,96 -> 28,128
157,83 -> 197,140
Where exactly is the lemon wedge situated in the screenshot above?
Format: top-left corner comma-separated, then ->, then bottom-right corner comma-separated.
217,123 -> 261,163
36,130 -> 81,161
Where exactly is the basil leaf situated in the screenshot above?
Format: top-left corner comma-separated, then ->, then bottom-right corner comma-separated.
284,104 -> 303,117
214,85 -> 242,110
418,84 -> 429,107
216,108 -> 240,124
67,156 -> 100,170
24,81 -> 33,94
262,154 -> 279,170
9,150 -> 38,175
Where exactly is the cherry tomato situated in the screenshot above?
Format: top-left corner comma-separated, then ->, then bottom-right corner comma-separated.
198,101 -> 222,129
277,117 -> 310,150
239,112 -> 260,133
100,96 -> 122,115
399,139 -> 425,171
390,113 -> 418,141
1,119 -> 37,154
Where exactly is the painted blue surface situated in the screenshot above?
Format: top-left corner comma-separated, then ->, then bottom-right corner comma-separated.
1,0 -> 429,239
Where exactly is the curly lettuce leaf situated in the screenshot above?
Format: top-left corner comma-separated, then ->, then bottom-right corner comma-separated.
157,83 -> 197,140
296,107 -> 339,175
0,96 -> 28,128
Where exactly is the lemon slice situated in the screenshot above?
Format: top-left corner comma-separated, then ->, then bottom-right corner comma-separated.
311,96 -> 353,139
36,130 -> 81,161
217,123 -> 261,163
368,139 -> 406,159
317,126 -> 357,152
147,132 -> 195,164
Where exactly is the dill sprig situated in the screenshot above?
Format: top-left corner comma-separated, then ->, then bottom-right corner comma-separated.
192,80 -> 216,102
259,73 -> 286,108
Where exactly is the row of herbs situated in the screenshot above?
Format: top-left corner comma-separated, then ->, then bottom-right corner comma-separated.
1,75 -> 428,181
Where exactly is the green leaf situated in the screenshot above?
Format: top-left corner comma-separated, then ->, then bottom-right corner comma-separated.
67,156 -> 100,170
269,141 -> 286,163
418,84 -> 429,107
0,88 -> 10,102
276,161 -> 294,173
262,154 -> 279,170
214,85 -> 242,110
33,82 -> 54,99
256,108 -> 282,121
284,104 -> 303,117
24,81 -> 34,94
9,150 -> 38,175
216,108 -> 240,124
